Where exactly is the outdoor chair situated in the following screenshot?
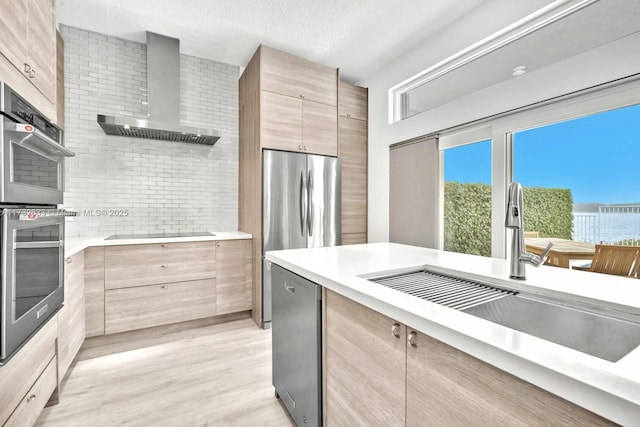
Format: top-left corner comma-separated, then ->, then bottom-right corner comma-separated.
572,244 -> 640,278
524,231 -> 540,238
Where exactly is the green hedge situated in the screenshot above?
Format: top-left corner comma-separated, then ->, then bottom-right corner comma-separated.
443,182 -> 573,256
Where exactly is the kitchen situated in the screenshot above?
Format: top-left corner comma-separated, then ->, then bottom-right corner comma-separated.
1,0 -> 640,426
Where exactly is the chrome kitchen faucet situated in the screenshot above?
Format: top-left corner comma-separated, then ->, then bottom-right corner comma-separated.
505,182 -> 553,279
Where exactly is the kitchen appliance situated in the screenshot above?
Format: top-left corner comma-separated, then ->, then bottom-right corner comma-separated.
262,149 -> 340,328
1,206 -> 66,363
270,262 -> 322,427
1,82 -> 75,205
97,32 -> 220,145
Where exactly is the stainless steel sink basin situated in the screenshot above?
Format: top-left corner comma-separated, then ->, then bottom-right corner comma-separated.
369,268 -> 640,362
463,295 -> 640,362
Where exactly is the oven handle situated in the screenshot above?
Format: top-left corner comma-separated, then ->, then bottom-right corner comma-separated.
15,241 -> 62,249
3,122 -> 75,157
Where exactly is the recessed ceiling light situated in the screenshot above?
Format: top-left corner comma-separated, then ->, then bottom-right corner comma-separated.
512,65 -> 527,76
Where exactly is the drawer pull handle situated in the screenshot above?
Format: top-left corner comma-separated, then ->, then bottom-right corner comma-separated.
24,63 -> 32,72
65,257 -> 72,264
29,69 -> 36,78
161,285 -> 168,289
27,394 -> 37,403
408,331 -> 417,347
161,264 -> 168,268
216,242 -> 221,247
160,244 -> 168,248
391,323 -> 401,338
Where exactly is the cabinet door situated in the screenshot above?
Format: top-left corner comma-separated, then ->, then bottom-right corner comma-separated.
260,90 -> 303,152
324,290 -> 406,426
3,356 -> 57,427
26,0 -> 55,101
340,233 -> 367,245
0,0 -> 28,69
338,82 -> 367,121
58,251 -> 85,382
0,316 -> 56,424
105,241 -> 216,290
406,330 -> 613,426
260,45 -> 337,106
215,240 -> 252,315
104,279 -> 216,334
84,247 -> 105,337
339,117 -> 367,236
302,100 -> 338,156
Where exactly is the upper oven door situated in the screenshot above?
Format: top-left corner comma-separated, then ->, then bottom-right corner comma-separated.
1,116 -> 75,205
1,208 -> 65,361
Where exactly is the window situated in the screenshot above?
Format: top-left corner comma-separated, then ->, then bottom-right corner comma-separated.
512,103 -> 640,247
442,139 -> 492,256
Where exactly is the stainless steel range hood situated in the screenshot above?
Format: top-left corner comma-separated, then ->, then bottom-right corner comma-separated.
97,32 -> 220,145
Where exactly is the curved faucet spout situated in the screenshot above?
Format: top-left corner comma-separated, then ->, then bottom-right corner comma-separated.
506,182 -> 553,279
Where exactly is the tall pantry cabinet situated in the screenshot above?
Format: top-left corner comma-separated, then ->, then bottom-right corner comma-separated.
239,45 -> 368,326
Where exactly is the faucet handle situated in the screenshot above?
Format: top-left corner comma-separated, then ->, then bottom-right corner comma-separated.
539,241 -> 553,265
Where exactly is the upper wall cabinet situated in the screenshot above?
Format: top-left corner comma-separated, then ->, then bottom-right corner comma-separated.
338,81 -> 367,121
0,0 -> 57,119
255,45 -> 339,156
260,45 -> 338,107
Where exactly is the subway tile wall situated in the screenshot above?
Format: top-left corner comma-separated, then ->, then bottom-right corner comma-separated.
60,26 -> 239,237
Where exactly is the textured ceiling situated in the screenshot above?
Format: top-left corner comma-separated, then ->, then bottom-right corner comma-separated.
55,0 -> 486,83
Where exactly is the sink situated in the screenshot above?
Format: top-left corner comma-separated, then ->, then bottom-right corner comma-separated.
369,268 -> 640,362
463,295 -> 640,362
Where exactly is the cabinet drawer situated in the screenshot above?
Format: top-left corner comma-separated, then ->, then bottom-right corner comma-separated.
4,356 -> 57,427
0,317 -> 57,424
104,279 -> 217,334
105,241 -> 216,290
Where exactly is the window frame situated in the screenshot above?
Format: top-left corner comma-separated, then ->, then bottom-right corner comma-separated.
437,76 -> 640,259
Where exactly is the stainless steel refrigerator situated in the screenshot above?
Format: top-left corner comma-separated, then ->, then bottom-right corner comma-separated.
262,149 -> 341,328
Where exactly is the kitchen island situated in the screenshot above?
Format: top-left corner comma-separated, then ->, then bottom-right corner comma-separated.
266,242 -> 640,425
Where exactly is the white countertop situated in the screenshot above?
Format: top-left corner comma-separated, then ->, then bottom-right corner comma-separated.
266,242 -> 640,425
65,231 -> 252,257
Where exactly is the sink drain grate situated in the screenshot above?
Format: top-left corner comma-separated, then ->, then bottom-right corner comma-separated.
370,270 -> 517,310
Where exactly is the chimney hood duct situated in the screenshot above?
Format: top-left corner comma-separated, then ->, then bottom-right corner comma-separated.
97,32 -> 220,145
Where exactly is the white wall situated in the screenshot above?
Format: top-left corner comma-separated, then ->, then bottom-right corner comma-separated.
360,0 -> 640,243
61,26 -> 239,237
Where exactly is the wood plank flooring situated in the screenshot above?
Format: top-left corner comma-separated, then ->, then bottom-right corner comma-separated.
36,317 -> 295,427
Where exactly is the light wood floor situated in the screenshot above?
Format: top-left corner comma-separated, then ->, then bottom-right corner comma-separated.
36,317 -> 295,427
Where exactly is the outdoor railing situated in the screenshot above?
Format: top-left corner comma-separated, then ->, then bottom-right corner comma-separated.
573,205 -> 640,245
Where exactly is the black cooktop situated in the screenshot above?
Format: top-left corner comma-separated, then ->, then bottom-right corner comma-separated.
105,231 -> 215,240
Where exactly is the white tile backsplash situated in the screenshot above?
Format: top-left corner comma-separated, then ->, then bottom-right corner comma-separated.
61,26 -> 239,238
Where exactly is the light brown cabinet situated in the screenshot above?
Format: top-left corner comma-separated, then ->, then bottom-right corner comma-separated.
240,45 -> 340,325
57,251 -> 85,383
261,45 -> 338,107
0,315 -> 57,425
338,82 -> 368,245
0,0 -> 56,105
85,240 -> 252,336
4,356 -> 57,427
105,279 -> 217,334
339,81 -> 367,121
324,290 -> 614,426
104,241 -> 216,290
56,30 -> 64,128
324,290 -> 406,426
84,247 -> 105,337
215,240 -> 252,315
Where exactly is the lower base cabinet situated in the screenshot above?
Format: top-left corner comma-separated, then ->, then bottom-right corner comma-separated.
88,239 -> 253,336
4,356 -> 58,427
0,316 -> 58,425
105,279 -> 217,334
324,290 -> 614,426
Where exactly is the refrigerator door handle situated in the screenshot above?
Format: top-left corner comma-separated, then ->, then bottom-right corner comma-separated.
300,171 -> 307,236
307,169 -> 314,236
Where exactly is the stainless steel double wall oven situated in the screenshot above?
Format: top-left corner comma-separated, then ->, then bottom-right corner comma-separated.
0,82 -> 74,363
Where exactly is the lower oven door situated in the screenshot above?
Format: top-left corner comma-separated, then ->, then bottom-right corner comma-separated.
1,116 -> 75,205
1,208 -> 65,362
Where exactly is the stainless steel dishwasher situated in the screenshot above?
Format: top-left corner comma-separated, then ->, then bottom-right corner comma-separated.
270,262 -> 322,426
